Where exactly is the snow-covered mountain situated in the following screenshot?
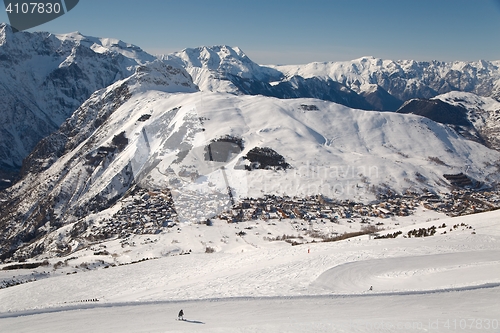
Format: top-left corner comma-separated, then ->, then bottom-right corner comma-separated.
2,56 -> 500,261
1,59 -> 197,260
166,46 -> 500,153
0,23 -> 155,186
166,46 -> 374,110
272,56 -> 500,103
2,29 -> 500,331
395,91 -> 500,151
2,27 -> 500,262
166,47 -> 500,113
165,45 -> 282,93
432,91 -> 500,150
2,29 -> 500,187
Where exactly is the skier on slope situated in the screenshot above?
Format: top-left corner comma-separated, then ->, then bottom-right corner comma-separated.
178,309 -> 184,321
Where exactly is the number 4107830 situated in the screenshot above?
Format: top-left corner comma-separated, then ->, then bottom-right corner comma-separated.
5,2 -> 62,14
443,318 -> 499,330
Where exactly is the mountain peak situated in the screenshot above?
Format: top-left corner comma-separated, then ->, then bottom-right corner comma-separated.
170,45 -> 276,82
129,59 -> 198,93
355,55 -> 377,61
177,45 -> 250,66
52,31 -> 156,64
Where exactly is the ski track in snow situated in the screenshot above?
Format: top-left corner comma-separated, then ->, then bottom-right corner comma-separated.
1,288 -> 500,333
1,209 -> 500,332
312,250 -> 500,294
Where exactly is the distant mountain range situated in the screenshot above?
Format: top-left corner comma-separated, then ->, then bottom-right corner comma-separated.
1,23 -> 500,261
0,23 -> 155,187
167,46 -> 500,111
2,23 -> 500,185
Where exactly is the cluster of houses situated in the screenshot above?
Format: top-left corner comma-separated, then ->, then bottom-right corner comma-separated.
420,189 -> 500,217
219,195 -> 419,222
84,187 -> 500,241
107,190 -> 178,238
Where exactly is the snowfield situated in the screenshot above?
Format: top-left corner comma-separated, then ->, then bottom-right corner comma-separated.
1,209 -> 499,332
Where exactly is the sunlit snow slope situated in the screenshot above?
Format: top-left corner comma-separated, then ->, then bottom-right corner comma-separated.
1,210 -> 499,333
7,78 -> 500,225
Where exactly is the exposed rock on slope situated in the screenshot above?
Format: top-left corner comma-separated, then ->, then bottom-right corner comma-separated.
0,60 -> 197,261
0,23 -> 154,184
433,91 -> 500,151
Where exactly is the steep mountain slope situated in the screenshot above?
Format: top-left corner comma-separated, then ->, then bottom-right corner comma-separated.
397,99 -> 471,127
2,61 -> 500,261
395,98 -> 486,145
0,59 -> 197,260
432,91 -> 500,150
0,23 -> 155,185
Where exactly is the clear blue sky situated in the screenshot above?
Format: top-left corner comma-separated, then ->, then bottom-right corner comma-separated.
1,0 -> 500,64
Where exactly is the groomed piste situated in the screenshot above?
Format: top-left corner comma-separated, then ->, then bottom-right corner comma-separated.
1,209 -> 499,332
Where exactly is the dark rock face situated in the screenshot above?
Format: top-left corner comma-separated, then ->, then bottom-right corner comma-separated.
396,98 -> 490,147
396,99 -> 471,127
268,77 -> 374,111
361,85 -> 403,111
244,147 -> 291,171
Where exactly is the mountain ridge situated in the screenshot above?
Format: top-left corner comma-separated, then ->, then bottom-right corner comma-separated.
2,26 -> 500,262
271,56 -> 500,102
2,63 -> 500,260
0,23 -> 156,186
2,25 -> 500,184
165,45 -> 500,113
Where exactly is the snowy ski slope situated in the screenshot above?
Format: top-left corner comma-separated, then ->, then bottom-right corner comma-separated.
1,209 -> 499,332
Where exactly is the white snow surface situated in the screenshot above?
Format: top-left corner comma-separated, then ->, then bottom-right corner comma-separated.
1,209 -> 499,332
10,85 -> 500,237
